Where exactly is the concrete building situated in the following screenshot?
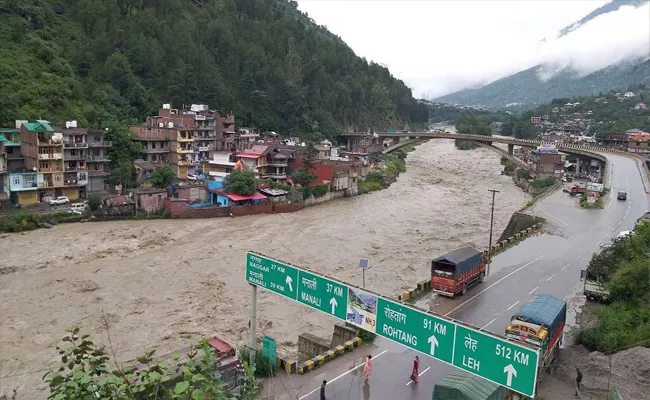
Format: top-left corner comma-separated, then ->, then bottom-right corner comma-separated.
0,127 -> 23,172
0,142 -> 6,199
219,113 -> 236,151
236,144 -> 289,183
531,144 -> 564,179
205,151 -> 237,183
9,171 -> 39,204
628,133 -> 650,155
234,127 -> 260,152
345,134 -> 383,154
86,128 -> 112,192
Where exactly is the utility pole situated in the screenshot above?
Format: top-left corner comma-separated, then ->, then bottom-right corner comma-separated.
249,283 -> 257,366
487,189 -> 500,276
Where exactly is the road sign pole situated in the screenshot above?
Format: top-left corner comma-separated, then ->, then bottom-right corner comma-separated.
362,268 -> 365,288
487,189 -> 499,276
249,283 -> 257,366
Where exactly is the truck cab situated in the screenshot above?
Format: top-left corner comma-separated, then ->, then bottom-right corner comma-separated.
580,269 -> 610,302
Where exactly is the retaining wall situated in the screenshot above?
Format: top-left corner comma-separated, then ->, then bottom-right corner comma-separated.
298,337 -> 363,374
304,189 -> 346,207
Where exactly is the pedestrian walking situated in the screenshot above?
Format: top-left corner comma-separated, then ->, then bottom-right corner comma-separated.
575,367 -> 583,396
410,356 -> 420,383
363,355 -> 373,382
320,380 -> 327,400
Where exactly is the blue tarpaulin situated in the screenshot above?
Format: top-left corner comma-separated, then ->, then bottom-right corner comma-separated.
511,294 -> 566,335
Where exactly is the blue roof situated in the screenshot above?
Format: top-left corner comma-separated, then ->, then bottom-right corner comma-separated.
433,247 -> 481,264
513,295 -> 566,329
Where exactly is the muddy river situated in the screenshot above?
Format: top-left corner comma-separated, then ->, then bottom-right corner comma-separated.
0,139 -> 528,398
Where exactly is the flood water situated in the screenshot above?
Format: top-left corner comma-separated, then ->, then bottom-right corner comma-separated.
0,139 -> 528,399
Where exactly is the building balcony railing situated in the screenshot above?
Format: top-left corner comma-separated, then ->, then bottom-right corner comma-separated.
176,135 -> 194,142
177,160 -> 192,166
65,154 -> 86,160
38,140 -> 64,147
88,169 -> 110,176
196,126 -> 216,131
39,167 -> 63,173
88,155 -> 111,162
63,179 -> 81,186
266,161 -> 288,167
2,140 -> 21,146
88,141 -> 112,147
64,142 -> 88,148
177,148 -> 194,154
147,148 -> 170,153
65,166 -> 86,172
39,181 -> 65,188
39,153 -> 64,160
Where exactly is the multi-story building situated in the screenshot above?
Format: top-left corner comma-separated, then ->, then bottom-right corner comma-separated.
0,127 -> 23,172
0,142 -> 6,199
219,112 -> 236,151
19,120 -> 71,202
59,121 -> 112,194
234,127 -> 260,152
86,128 -> 112,192
235,144 -> 289,183
531,144 -> 564,179
9,171 -> 38,204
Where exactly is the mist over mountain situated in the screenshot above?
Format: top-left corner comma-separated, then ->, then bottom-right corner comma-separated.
436,0 -> 650,109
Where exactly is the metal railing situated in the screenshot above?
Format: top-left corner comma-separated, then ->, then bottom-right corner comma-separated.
88,141 -> 112,147
64,142 -> 88,148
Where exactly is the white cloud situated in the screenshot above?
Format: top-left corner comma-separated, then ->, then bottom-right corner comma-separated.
296,1 -> 650,98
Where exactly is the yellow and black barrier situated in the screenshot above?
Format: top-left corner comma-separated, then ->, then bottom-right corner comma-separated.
276,356 -> 297,374
297,337 -> 363,374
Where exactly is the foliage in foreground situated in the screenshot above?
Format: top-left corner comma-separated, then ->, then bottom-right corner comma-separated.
0,211 -> 86,233
150,166 -> 176,189
44,328 -> 259,400
237,346 -> 276,378
580,222 -> 650,353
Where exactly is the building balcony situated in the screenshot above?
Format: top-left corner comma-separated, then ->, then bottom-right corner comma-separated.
65,153 -> 86,160
1,140 -> 21,146
195,145 -> 214,152
176,135 -> 194,142
261,173 -> 287,180
64,142 -> 88,148
147,148 -> 170,153
39,167 -> 63,173
39,153 -> 64,160
88,169 -> 110,176
177,159 -> 192,166
177,147 -> 194,154
196,126 -> 216,131
88,155 -> 111,162
39,181 -> 65,188
89,141 -> 112,147
266,161 -> 288,167
65,166 -> 86,172
63,178 -> 84,186
38,140 -> 64,147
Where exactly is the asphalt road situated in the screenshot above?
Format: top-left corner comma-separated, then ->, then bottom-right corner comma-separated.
290,154 -> 648,400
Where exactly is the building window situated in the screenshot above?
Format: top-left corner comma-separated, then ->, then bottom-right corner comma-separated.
79,172 -> 87,181
12,176 -> 20,185
24,175 -> 34,185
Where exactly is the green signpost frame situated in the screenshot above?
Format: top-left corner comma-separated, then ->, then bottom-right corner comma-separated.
245,251 -> 540,397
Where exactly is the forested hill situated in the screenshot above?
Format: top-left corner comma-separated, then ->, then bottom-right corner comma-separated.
0,0 -> 428,138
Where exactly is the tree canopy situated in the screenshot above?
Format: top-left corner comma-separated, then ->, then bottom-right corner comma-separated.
0,0 -> 428,138
43,328 -> 259,400
222,169 -> 257,195
150,166 -> 175,188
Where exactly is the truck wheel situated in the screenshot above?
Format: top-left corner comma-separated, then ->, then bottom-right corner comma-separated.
479,272 -> 485,283
461,284 -> 467,295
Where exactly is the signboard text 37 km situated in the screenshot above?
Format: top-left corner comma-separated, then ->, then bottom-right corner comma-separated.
245,251 -> 540,398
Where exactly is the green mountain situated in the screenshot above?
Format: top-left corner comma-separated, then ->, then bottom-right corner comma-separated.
436,59 -> 650,110
0,0 -> 428,137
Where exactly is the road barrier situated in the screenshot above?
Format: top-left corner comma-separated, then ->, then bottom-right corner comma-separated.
297,337 -> 363,374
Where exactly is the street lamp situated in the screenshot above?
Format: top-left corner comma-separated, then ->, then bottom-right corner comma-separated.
487,189 -> 500,276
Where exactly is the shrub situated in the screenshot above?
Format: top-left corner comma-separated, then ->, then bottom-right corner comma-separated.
237,346 -> 275,377
455,140 -> 478,150
531,176 -> 556,189
516,169 -> 532,180
312,183 -> 329,198
358,180 -> 382,194
87,196 -> 101,211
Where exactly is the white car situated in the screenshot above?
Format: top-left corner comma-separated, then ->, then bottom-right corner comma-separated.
187,174 -> 198,181
617,230 -> 633,239
49,196 -> 70,206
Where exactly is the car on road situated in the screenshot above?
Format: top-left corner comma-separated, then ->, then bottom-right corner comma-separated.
618,230 -> 633,239
49,196 -> 70,206
617,191 -> 627,200
187,174 -> 198,181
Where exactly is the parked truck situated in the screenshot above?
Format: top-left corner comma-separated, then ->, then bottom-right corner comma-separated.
432,370 -> 519,400
430,247 -> 486,297
505,295 -> 566,382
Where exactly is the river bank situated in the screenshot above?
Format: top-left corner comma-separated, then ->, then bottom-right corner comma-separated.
0,140 -> 528,399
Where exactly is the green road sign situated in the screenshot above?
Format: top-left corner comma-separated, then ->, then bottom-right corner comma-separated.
453,325 -> 539,396
297,269 -> 348,320
262,336 -> 276,363
245,252 -> 540,398
246,252 -> 299,300
375,297 -> 456,364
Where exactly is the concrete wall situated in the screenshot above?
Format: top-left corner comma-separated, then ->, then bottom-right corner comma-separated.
304,189 -> 345,207
138,192 -> 165,214
298,333 -> 332,362
330,323 -> 357,348
230,202 -> 273,216
274,203 -> 304,213
163,198 -> 231,218
498,212 -> 545,242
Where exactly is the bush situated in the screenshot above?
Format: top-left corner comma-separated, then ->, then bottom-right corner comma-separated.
237,346 -> 275,377
579,302 -> 650,353
87,196 -> 101,211
531,176 -> 556,188
455,140 -> 478,150
358,180 -> 383,194
516,169 -> 532,180
312,183 -> 329,198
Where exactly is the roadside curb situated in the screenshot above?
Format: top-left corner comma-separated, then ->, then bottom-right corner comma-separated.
296,337 -> 363,374
396,220 -> 544,302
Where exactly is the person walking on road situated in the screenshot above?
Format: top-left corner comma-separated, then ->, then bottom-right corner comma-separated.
575,367 -> 583,396
320,380 -> 327,400
363,355 -> 373,382
411,356 -> 420,383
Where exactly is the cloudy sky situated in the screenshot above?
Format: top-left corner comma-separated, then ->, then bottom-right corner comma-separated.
296,1 -> 650,98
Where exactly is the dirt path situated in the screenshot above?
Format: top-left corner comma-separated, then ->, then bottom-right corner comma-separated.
0,140 -> 528,399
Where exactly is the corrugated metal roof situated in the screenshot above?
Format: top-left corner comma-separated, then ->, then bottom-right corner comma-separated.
514,294 -> 565,328
434,247 -> 481,265
432,371 -> 501,400
22,122 -> 54,133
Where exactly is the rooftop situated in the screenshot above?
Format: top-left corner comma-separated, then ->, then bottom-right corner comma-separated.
210,190 -> 267,202
22,121 -> 54,133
